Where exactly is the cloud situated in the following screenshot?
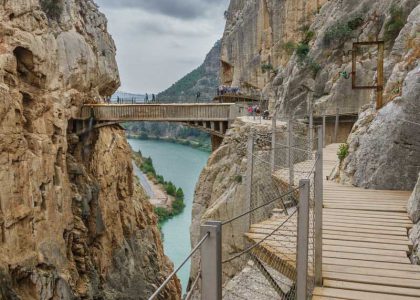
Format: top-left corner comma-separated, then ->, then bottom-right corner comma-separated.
95,0 -> 229,93
97,0 -> 227,20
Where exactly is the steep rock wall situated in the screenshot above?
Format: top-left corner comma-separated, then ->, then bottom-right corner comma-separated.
409,173 -> 420,264
337,5 -> 420,190
0,1 -> 180,299
221,0 -> 327,94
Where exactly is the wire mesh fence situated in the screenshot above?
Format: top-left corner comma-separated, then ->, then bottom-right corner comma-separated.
150,117 -> 322,300
219,118 -> 321,300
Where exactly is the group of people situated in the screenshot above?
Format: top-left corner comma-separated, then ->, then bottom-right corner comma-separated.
217,85 -> 241,96
247,104 -> 270,120
144,93 -> 156,103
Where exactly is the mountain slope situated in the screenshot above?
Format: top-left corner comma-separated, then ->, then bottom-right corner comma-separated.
157,40 -> 221,103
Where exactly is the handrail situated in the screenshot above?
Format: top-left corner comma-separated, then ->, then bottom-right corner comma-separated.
221,185 -> 302,226
184,268 -> 201,300
148,232 -> 210,300
222,208 -> 298,264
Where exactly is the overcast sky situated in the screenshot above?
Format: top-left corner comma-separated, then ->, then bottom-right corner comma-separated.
95,0 -> 230,94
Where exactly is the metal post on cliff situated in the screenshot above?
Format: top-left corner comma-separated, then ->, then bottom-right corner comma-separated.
200,221 -> 222,300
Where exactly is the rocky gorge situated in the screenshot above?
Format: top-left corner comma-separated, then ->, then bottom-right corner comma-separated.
0,1 -> 180,299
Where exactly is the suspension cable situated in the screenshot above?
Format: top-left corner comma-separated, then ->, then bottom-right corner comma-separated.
221,185 -> 301,226
222,208 -> 298,264
148,232 -> 210,300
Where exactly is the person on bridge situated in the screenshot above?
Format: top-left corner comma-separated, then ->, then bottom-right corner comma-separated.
248,106 -> 253,118
196,92 -> 201,102
145,93 -> 149,103
152,94 -> 156,102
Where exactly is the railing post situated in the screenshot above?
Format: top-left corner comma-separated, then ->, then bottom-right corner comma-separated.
245,133 -> 255,230
322,112 -> 326,148
334,107 -> 339,143
307,90 -> 314,160
287,120 -> 294,186
314,126 -> 324,286
200,221 -> 222,300
296,179 -> 310,300
271,111 -> 277,173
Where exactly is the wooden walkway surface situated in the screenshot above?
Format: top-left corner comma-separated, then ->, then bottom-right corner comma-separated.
247,144 -> 420,300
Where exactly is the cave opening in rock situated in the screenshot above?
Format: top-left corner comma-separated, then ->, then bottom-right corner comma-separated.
14,46 -> 46,88
221,60 -> 234,85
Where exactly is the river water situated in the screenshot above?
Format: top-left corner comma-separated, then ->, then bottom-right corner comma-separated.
128,139 -> 210,293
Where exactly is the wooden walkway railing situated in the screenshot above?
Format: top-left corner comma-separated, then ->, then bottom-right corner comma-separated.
76,103 -> 244,122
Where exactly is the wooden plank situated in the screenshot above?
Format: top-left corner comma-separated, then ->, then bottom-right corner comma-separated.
323,222 -> 408,233
313,287 -> 419,300
324,198 -> 409,204
324,204 -> 407,212
323,219 -> 412,230
323,215 -> 412,226
322,225 -> 407,236
323,239 -> 409,251
323,272 -> 420,289
324,210 -> 411,221
323,244 -> 407,257
323,229 -> 409,241
323,264 -> 420,280
324,208 -> 410,217
323,251 -> 410,264
323,232 -> 411,245
323,280 -> 420,297
323,257 -> 420,272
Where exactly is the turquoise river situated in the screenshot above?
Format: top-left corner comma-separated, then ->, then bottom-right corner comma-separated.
128,139 -> 210,294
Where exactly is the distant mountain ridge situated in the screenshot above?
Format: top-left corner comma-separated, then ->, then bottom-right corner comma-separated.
157,40 -> 221,103
112,91 -> 145,101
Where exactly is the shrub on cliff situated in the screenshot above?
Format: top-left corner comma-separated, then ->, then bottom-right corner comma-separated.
40,0 -> 63,20
384,4 -> 405,42
323,15 -> 364,47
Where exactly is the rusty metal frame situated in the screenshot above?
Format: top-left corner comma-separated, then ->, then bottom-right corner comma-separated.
351,41 -> 385,109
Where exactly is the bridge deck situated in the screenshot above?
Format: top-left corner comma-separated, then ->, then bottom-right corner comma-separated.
247,144 -> 420,299
75,103 -> 242,122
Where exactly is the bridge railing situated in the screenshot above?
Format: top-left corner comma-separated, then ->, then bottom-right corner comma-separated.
77,103 -> 248,123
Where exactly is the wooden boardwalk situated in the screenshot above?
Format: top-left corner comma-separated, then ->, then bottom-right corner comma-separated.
247,144 -> 420,299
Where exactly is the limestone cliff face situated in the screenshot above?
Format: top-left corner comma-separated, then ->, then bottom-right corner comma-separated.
337,5 -> 420,190
0,1 -> 179,299
221,0 -> 327,96
221,0 -> 419,118
409,173 -> 420,264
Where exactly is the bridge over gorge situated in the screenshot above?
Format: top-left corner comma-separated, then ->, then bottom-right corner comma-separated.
72,102 -> 248,150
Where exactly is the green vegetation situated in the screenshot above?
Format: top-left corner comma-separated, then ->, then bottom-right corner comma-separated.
135,152 -> 186,225
337,143 -> 349,161
40,0 -> 63,20
323,15 -> 364,47
306,57 -> 321,77
384,4 -> 405,42
296,43 -> 310,62
125,122 -> 211,152
234,175 -> 242,183
261,63 -> 275,74
282,41 -> 297,55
